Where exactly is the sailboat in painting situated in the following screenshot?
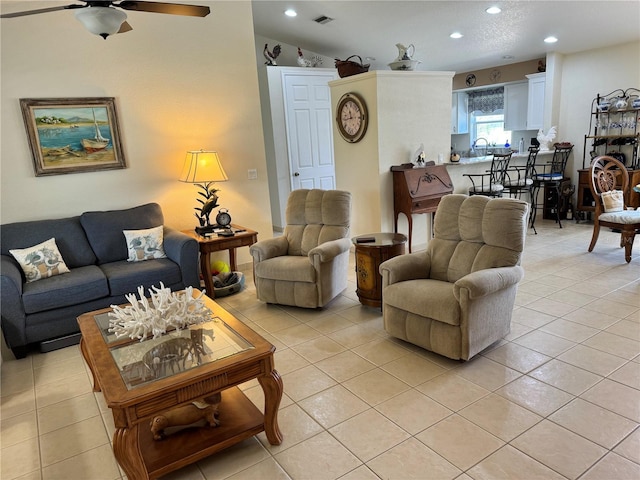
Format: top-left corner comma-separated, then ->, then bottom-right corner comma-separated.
81,108 -> 109,153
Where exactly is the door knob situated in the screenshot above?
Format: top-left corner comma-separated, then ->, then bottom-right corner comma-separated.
293,172 -> 300,176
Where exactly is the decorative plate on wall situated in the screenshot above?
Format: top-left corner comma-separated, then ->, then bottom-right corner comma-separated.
465,73 -> 476,87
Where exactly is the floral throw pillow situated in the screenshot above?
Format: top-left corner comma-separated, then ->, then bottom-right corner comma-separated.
9,237 -> 70,283
123,225 -> 167,262
601,190 -> 624,213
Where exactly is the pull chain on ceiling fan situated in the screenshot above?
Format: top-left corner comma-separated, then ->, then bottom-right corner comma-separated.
0,1 -> 211,39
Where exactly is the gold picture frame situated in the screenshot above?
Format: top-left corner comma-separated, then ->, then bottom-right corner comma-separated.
20,97 -> 127,176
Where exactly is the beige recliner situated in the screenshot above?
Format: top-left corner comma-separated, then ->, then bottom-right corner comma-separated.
250,189 -> 352,308
379,194 -> 528,360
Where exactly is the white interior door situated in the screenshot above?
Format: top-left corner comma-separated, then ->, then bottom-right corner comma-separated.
283,72 -> 337,191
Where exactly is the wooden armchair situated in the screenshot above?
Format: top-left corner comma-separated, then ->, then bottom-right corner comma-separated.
588,155 -> 640,263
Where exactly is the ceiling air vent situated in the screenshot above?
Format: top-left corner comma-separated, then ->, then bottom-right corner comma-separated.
314,15 -> 333,24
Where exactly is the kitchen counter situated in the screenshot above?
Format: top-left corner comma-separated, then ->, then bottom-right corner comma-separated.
444,149 -> 554,166
441,150 -> 554,194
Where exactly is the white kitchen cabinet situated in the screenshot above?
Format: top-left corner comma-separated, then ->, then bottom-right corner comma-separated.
526,72 -> 546,130
504,82 -> 528,131
451,92 -> 468,134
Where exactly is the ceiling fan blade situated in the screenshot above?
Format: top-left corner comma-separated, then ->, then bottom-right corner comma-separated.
0,4 -> 83,18
118,21 -> 133,33
116,1 -> 210,17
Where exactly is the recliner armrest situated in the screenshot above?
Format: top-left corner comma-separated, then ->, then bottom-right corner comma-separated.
308,238 -> 351,263
379,251 -> 431,287
454,265 -> 524,300
249,236 -> 289,262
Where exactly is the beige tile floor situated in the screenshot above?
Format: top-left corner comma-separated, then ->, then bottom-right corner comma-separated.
1,218 -> 639,480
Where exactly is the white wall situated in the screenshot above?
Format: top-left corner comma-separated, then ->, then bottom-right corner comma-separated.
331,71 -> 453,249
1,1 -> 272,266
557,41 -> 640,178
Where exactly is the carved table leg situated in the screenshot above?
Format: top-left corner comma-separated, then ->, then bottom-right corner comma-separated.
258,369 -> 283,445
79,337 -> 100,392
113,424 -> 148,480
200,250 -> 215,298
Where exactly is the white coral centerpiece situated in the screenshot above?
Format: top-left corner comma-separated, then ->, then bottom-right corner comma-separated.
108,283 -> 212,341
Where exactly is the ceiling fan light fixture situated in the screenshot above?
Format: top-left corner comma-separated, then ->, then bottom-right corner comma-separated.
75,6 -> 127,39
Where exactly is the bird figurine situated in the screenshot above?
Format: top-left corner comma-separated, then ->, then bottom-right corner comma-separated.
537,126 -> 557,151
263,44 -> 281,66
297,47 -> 312,67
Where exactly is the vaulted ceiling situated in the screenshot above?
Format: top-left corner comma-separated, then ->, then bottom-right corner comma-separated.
252,1 -> 640,73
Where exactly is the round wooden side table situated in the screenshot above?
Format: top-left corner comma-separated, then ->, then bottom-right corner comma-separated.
352,233 -> 407,308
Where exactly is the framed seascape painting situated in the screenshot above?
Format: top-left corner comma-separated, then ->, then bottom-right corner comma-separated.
20,97 -> 127,176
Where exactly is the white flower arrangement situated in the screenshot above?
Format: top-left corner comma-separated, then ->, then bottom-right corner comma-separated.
108,283 -> 212,341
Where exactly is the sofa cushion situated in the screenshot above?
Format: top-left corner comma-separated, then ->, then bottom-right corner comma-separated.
80,203 -> 164,264
1,216 -> 96,269
123,225 -> 167,262
22,265 -> 108,314
9,238 -> 70,283
100,258 -> 182,296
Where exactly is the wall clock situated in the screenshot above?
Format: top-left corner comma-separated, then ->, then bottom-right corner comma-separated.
465,73 -> 476,87
336,92 -> 368,143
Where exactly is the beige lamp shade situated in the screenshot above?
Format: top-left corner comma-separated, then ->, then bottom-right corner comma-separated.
179,150 -> 228,184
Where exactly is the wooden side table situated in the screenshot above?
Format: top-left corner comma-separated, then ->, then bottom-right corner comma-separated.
182,225 -> 258,297
352,233 -> 407,308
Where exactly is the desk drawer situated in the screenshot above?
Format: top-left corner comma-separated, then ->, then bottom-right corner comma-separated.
220,237 -> 251,248
412,198 -> 439,213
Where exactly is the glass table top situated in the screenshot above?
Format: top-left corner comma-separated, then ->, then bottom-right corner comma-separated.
94,313 -> 254,390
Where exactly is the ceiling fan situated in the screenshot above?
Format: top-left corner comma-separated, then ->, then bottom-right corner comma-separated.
0,1 -> 210,39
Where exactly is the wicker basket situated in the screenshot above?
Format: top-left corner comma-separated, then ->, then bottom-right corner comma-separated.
335,55 -> 370,78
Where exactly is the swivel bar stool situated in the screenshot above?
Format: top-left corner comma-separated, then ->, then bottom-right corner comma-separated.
530,143 -> 573,230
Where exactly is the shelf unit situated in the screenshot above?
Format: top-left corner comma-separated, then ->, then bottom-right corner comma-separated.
577,88 -> 640,219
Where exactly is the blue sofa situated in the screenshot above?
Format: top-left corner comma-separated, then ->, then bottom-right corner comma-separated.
1,203 -> 199,358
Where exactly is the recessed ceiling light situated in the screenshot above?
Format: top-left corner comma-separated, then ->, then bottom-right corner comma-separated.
503,55 -> 514,59
544,36 -> 558,43
486,6 -> 501,14
450,32 -> 463,39
284,9 -> 297,17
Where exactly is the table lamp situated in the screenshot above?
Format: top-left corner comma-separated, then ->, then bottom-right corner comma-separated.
179,150 -> 228,235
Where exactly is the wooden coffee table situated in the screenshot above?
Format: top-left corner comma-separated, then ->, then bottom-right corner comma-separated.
77,291 -> 282,480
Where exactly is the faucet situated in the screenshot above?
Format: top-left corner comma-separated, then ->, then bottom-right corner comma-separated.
473,137 -> 489,156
